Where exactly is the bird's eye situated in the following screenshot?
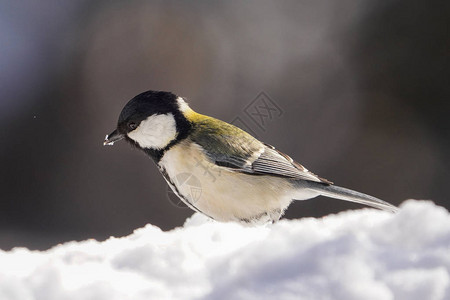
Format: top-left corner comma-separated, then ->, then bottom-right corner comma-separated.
128,122 -> 137,130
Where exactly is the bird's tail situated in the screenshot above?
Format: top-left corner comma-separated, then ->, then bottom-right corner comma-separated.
305,181 -> 398,213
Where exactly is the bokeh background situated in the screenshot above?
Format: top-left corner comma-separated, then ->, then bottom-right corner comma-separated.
1,0 -> 448,250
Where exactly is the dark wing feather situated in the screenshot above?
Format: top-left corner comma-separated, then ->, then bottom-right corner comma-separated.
189,116 -> 330,183
249,144 -> 332,183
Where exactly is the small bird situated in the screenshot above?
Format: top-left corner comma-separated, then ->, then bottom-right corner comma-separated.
104,90 -> 397,224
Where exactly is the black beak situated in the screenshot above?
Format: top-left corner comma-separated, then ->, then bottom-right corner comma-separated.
103,129 -> 125,146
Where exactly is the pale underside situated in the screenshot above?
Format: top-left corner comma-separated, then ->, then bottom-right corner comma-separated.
158,140 -> 320,224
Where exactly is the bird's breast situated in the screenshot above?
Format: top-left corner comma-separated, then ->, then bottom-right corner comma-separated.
158,140 -> 296,224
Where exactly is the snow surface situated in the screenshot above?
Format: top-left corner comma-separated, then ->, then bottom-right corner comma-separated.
1,200 -> 449,300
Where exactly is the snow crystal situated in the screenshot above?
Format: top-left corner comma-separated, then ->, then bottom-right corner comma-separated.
0,200 -> 449,300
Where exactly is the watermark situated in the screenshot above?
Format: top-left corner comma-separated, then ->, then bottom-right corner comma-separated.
230,91 -> 283,151
166,91 -> 283,208
166,172 -> 202,209
230,91 -> 282,139
243,91 -> 283,132
193,156 -> 220,183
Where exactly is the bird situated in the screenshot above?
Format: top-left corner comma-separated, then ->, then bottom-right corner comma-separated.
104,90 -> 398,224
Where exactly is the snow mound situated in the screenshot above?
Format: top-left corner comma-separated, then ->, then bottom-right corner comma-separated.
1,200 -> 449,300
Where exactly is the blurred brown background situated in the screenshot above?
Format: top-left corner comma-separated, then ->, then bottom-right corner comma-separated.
1,0 -> 449,250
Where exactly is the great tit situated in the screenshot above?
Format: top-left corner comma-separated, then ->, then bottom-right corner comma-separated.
104,90 -> 397,224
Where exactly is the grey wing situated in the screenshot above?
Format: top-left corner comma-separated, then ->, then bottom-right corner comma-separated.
204,141 -> 331,184
248,144 -> 332,183
189,119 -> 330,183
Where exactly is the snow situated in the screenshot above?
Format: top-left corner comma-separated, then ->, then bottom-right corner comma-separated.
1,200 -> 449,300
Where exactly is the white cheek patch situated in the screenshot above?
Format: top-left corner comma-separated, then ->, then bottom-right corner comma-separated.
127,113 -> 177,149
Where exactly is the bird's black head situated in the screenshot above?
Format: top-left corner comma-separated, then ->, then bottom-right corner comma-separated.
104,90 -> 192,160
